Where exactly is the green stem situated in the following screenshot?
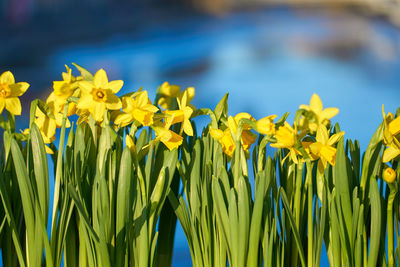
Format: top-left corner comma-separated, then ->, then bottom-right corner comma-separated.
292,162 -> 304,267
387,184 -> 396,267
306,162 -> 313,267
50,103 -> 69,256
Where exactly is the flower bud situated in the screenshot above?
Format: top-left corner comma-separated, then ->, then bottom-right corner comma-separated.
383,167 -> 396,183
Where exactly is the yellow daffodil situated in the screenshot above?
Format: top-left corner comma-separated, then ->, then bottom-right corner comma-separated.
29,107 -> 71,154
77,69 -> 123,122
157,82 -> 195,110
270,122 -> 300,164
308,125 -> 344,172
114,90 -> 159,127
157,82 -> 181,109
0,71 -> 29,115
382,106 -> 400,162
230,113 -> 257,151
153,121 -> 183,151
256,114 -> 277,135
210,128 -> 236,157
47,65 -> 82,115
210,113 -> 256,157
299,93 -> 339,132
163,89 -> 195,136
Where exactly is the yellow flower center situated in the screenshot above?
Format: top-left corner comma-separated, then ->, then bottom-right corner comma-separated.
0,83 -> 11,98
92,88 -> 107,102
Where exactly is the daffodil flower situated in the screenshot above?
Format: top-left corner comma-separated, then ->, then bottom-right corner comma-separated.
308,125 -> 344,172
270,122 -> 300,164
47,65 -> 82,115
256,114 -> 277,135
382,106 -> 400,162
230,113 -> 257,151
163,89 -> 195,136
210,112 -> 256,157
28,107 -> 71,154
77,69 -> 123,122
299,93 -> 339,132
114,90 -> 159,127
0,71 -> 29,115
157,81 -> 181,109
152,121 -> 183,151
210,128 -> 236,157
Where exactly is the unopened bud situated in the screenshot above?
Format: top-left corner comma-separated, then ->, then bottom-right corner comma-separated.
383,167 -> 396,183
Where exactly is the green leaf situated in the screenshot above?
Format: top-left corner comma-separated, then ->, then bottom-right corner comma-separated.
214,93 -> 228,122
30,124 -> 49,223
115,147 -> 133,267
72,63 -> 94,80
367,178 -> 382,267
279,187 -> 306,267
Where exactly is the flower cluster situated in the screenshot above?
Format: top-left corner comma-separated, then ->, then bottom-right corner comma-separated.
1,65 -> 198,154
209,93 -> 344,172
0,65 -> 398,176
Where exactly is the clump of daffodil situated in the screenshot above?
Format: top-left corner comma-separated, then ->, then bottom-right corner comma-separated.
383,167 -> 397,183
163,88 -> 195,136
47,65 -> 82,116
157,81 -> 195,110
77,69 -> 123,123
270,122 -> 301,164
299,93 -> 339,132
114,90 -> 159,127
210,112 -> 257,157
306,125 -> 344,172
382,105 -> 400,163
256,114 -> 277,135
152,121 -> 183,151
0,71 -> 29,116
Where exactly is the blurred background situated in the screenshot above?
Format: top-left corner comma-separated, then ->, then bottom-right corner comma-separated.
2,0 -> 400,265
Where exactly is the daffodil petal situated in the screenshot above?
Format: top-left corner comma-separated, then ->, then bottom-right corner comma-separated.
143,104 -> 159,113
310,94 -> 323,113
9,82 -> 29,97
108,80 -> 124,93
328,131 -> 345,146
79,81 -> 94,93
45,145 -> 54,154
389,116 -> 400,136
137,91 -> 149,107
0,99 -> 5,114
115,113 -> 133,127
209,128 -> 223,140
105,93 -> 122,110
0,71 -> 15,84
183,120 -> 193,136
5,97 -> 22,115
383,146 -> 400,163
94,69 -> 108,88
321,107 -> 339,120
316,125 -> 329,144
77,94 -> 93,110
92,102 -> 106,122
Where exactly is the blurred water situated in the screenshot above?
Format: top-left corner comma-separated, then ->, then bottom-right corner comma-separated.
3,7 -> 400,266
